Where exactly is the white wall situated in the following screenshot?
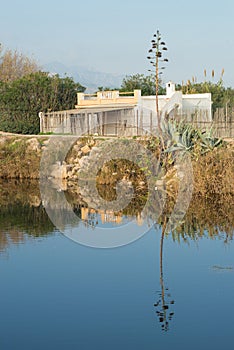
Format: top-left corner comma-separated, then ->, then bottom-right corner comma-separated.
182,93 -> 212,121
139,91 -> 212,121
140,96 -> 168,113
182,93 -> 211,108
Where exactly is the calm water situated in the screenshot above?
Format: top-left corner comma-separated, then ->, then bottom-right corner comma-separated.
0,180 -> 234,350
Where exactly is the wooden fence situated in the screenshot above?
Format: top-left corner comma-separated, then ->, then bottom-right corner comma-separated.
183,108 -> 234,139
39,107 -> 234,139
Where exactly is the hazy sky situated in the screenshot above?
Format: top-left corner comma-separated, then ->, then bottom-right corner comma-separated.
1,0 -> 234,86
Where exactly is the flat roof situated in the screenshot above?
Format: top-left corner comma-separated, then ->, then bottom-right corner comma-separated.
45,106 -> 135,115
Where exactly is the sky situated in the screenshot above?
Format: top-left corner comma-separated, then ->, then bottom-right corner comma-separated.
1,0 -> 234,86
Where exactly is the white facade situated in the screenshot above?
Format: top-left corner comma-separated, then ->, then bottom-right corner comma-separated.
139,82 -> 212,121
40,81 -> 213,135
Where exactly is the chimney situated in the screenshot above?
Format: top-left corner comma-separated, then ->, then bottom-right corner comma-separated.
166,81 -> 175,97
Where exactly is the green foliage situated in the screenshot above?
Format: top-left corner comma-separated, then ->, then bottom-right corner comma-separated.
198,128 -> 223,154
163,120 -> 225,157
2,139 -> 27,157
177,78 -> 234,112
0,71 -> 86,134
120,73 -> 165,96
97,86 -> 118,91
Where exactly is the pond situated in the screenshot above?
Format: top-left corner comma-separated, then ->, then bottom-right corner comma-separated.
0,180 -> 233,350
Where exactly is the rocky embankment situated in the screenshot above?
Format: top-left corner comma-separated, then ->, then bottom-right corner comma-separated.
0,134 -> 98,180
0,134 -> 233,200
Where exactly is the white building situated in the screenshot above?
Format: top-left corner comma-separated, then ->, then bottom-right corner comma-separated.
39,82 -> 212,135
140,81 -> 212,121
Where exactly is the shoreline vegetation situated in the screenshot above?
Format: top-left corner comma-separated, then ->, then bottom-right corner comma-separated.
0,122 -> 233,238
0,121 -> 233,252
0,124 -> 233,197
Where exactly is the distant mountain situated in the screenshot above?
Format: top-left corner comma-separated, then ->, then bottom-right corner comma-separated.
43,62 -> 124,92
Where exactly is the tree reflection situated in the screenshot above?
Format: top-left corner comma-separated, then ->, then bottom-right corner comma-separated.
0,180 -> 56,253
0,179 -> 233,252
154,218 -> 175,332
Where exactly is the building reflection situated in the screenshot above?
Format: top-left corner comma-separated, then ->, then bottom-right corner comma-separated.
80,206 -> 144,226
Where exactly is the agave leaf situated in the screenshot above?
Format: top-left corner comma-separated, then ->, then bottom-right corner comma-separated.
164,145 -> 183,153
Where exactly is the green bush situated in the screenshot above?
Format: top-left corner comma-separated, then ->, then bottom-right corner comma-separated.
0,71 -> 86,134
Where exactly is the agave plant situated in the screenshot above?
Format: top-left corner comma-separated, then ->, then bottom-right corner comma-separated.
163,121 -> 199,154
161,119 -> 180,151
199,129 -> 224,154
162,120 -> 225,156
178,124 -> 199,151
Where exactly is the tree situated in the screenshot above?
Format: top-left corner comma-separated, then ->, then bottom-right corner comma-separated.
175,68 -> 234,113
147,30 -> 169,116
97,86 -> 118,91
0,71 -> 86,134
223,87 -> 234,112
179,79 -> 227,112
120,73 -> 165,96
0,44 -> 39,82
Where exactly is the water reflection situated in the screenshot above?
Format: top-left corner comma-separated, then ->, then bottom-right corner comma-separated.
0,179 -> 233,334
0,180 -> 55,252
154,219 -> 175,332
0,179 -> 233,249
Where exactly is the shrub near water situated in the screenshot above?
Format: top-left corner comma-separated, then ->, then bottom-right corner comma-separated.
0,137 -> 41,178
192,145 -> 234,197
0,128 -> 232,200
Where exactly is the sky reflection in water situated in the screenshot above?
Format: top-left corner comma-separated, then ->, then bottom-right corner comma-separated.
0,180 -> 233,350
